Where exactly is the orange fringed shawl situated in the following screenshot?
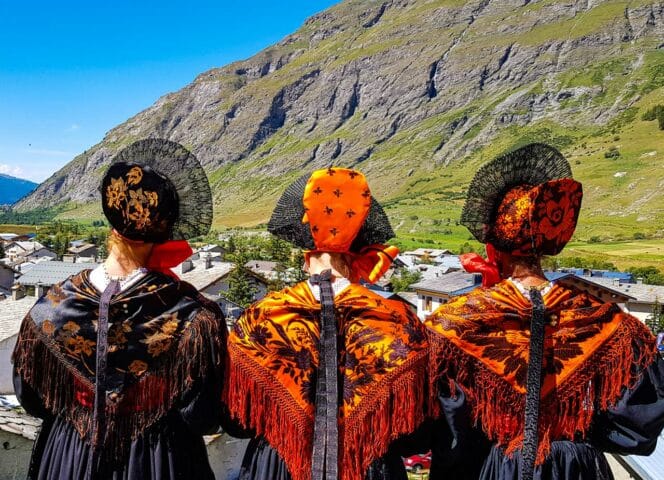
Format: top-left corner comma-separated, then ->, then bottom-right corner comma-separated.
223,282 -> 429,480
425,280 -> 655,463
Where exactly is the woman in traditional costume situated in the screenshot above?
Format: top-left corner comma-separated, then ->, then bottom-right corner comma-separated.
12,139 -> 225,479
425,143 -> 664,479
223,167 -> 430,480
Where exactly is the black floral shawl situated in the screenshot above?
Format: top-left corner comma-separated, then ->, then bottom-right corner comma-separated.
12,270 -> 225,467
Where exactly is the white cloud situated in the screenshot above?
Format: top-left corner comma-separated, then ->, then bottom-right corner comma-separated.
22,148 -> 73,157
0,164 -> 24,177
66,124 -> 80,132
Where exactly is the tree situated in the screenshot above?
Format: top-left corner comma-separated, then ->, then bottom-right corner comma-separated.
268,263 -> 288,292
226,235 -> 236,254
646,301 -> 664,335
225,251 -> 257,308
268,235 -> 291,264
391,268 -> 422,292
289,249 -> 308,283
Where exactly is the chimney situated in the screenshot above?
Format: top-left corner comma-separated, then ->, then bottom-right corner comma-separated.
35,282 -> 45,298
637,277 -> 644,284
612,278 -> 620,287
11,284 -> 25,301
205,256 -> 212,269
180,260 -> 193,274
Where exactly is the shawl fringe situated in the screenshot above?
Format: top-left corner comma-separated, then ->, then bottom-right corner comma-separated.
430,313 -> 655,464
12,304 -> 223,469
224,343 -> 429,480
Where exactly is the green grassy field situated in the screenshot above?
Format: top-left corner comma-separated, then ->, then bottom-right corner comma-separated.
0,224 -> 38,235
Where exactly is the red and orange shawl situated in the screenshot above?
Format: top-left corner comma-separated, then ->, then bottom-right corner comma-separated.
425,280 -> 655,463
223,282 -> 428,480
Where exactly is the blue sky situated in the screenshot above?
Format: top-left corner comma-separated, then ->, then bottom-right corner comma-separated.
0,1 -> 338,183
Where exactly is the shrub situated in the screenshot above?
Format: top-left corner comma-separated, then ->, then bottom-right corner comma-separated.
604,147 -> 620,159
642,104 -> 664,121
633,232 -> 646,240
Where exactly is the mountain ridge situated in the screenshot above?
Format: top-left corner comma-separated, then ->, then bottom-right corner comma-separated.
12,0 -> 664,241
0,173 -> 38,206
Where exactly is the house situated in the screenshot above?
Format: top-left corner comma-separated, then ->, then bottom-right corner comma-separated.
0,264 -> 18,293
244,260 -> 280,281
433,254 -> 462,271
393,291 -> 419,311
174,257 -> 268,302
174,257 -> 235,294
198,244 -> 225,259
393,254 -> 418,270
365,287 -> 418,313
566,275 -> 664,322
67,243 -> 98,261
218,297 -> 245,323
416,263 -> 454,281
4,241 -> 45,263
69,239 -> 87,249
15,261 -> 91,296
0,293 -> 37,393
26,247 -> 57,262
0,233 -> 18,243
546,272 -> 634,305
411,271 -> 482,319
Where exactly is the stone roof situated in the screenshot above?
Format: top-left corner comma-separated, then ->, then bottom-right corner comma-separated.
7,241 -> 44,252
411,271 -> 481,296
244,260 -> 279,276
0,405 -> 42,440
68,243 -> 98,254
16,261 -> 91,286
579,277 -> 664,304
175,260 -> 234,291
393,291 -> 418,307
0,296 -> 37,342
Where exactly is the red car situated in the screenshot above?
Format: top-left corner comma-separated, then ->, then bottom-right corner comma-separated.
403,452 -> 432,473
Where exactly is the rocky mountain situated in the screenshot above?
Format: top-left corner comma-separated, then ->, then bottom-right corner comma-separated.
0,174 -> 38,205
14,0 -> 664,242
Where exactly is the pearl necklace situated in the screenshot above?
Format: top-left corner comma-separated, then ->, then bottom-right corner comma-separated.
102,263 -> 148,289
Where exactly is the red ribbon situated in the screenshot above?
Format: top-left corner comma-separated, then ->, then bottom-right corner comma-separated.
460,243 -> 501,287
147,240 -> 193,279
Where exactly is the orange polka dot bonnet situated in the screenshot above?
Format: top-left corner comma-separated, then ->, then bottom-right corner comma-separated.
268,167 -> 398,283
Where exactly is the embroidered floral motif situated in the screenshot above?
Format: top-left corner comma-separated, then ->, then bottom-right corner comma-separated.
106,177 -> 128,209
230,282 -> 427,413
105,167 -> 159,232
128,359 -> 148,376
25,271 -> 203,384
126,166 -> 143,185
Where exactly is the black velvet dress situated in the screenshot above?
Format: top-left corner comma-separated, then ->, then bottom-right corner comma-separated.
429,357 -> 664,480
12,271 -> 226,480
236,426 -> 433,480
15,375 -> 220,480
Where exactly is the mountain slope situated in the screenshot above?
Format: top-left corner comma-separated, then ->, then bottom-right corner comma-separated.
14,0 -> 664,241
0,174 -> 38,205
